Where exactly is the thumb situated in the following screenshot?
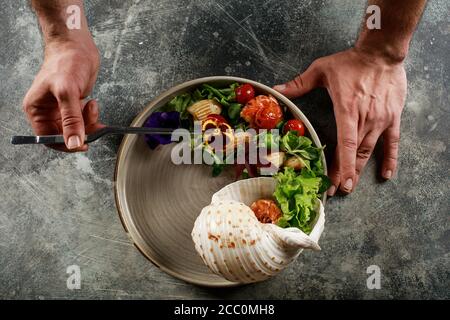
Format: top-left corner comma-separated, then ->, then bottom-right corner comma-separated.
273,60 -> 323,98
54,87 -> 85,150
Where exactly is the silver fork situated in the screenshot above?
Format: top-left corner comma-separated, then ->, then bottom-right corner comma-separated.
11,126 -> 176,145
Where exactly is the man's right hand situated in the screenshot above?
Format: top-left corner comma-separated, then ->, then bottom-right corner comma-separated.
23,38 -> 102,152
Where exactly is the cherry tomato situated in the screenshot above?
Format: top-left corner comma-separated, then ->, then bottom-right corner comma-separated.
283,119 -> 305,136
235,84 -> 255,104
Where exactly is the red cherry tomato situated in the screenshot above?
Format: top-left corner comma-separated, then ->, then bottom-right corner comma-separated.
283,119 -> 305,136
235,84 -> 255,104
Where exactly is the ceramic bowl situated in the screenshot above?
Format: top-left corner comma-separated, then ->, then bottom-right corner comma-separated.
114,76 -> 327,287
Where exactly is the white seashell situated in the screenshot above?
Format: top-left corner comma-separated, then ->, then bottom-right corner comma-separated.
192,177 -> 325,284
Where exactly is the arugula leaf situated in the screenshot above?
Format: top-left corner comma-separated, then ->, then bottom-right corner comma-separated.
192,88 -> 205,102
276,120 -> 286,130
318,174 -> 331,193
160,83 -> 241,123
212,162 -> 225,177
200,83 -> 239,108
165,93 -> 193,120
228,103 -> 242,121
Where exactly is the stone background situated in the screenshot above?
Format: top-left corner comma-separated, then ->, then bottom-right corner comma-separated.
0,0 -> 448,299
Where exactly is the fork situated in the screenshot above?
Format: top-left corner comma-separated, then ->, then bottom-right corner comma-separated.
10,126 -> 176,145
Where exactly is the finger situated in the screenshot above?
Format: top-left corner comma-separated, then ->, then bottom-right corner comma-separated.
46,101 -> 94,153
327,146 -> 340,196
48,142 -> 88,153
82,99 -> 105,134
79,99 -> 105,151
273,60 -> 323,98
51,83 -> 85,150
23,82 -> 57,134
336,115 -> 358,194
381,119 -> 401,180
23,80 -> 87,153
47,115 -> 87,152
353,130 -> 380,188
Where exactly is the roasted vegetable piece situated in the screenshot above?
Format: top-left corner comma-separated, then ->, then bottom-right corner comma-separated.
187,99 -> 222,121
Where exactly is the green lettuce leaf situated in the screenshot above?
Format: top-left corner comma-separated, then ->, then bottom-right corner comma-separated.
274,167 -> 323,233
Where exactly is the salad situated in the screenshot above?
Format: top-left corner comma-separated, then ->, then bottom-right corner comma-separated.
143,82 -> 330,233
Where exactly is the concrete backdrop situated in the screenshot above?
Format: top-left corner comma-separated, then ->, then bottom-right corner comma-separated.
0,0 -> 448,299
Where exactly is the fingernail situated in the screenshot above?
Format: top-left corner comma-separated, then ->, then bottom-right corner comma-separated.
343,178 -> 353,191
384,170 -> 392,179
67,135 -> 81,149
273,84 -> 286,91
327,185 -> 336,196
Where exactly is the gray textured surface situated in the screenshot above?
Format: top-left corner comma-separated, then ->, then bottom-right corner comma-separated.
0,0 -> 449,299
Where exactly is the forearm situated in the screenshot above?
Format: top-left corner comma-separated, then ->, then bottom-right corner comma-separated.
355,0 -> 427,63
31,0 -> 92,45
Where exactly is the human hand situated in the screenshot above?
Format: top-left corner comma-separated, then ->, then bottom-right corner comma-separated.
274,48 -> 407,195
23,39 -> 102,152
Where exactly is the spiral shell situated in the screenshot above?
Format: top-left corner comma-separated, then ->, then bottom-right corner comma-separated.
192,177 -> 324,284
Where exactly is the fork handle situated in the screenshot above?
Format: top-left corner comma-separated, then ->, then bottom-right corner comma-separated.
11,135 -> 65,145
11,127 -> 176,145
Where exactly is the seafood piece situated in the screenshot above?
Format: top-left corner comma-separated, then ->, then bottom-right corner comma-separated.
283,156 -> 305,170
240,95 -> 283,129
263,152 -> 285,170
250,199 -> 282,224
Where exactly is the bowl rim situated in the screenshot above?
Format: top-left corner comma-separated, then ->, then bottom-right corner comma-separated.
114,76 -> 327,287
